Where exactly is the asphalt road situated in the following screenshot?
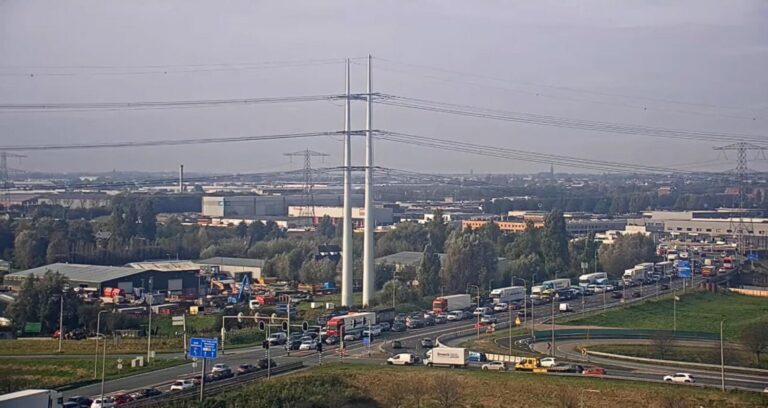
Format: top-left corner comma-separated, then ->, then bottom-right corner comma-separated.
63,275 -> 709,400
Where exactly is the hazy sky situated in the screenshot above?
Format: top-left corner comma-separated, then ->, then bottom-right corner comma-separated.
1,0 -> 766,175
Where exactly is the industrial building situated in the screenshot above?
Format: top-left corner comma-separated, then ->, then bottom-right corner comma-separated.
197,257 -> 265,281
287,205 -> 394,228
3,263 -> 200,295
201,194 -> 363,218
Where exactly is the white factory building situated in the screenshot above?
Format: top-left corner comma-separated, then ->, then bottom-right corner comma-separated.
288,205 -> 394,228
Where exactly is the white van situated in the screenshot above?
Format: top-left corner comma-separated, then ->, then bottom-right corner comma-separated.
267,332 -> 287,345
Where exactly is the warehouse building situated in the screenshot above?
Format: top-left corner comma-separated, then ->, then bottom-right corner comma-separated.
287,205 -> 394,228
202,194 -> 363,218
197,257 -> 265,281
3,263 -> 200,295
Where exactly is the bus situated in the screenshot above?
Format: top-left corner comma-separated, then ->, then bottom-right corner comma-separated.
489,286 -> 525,304
324,312 -> 376,337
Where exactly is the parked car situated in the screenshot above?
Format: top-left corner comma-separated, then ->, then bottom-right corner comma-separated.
170,379 -> 195,391
387,353 -> 417,366
582,366 -> 606,376
539,357 -> 557,368
235,364 -> 258,375
211,363 -> 230,373
392,340 -> 403,349
257,358 -> 277,369
420,338 -> 434,348
663,373 -> 695,383
481,361 -> 507,371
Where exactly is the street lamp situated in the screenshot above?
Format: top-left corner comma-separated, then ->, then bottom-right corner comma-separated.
467,284 -> 481,339
94,310 -> 108,379
57,284 -> 70,353
97,333 -> 107,406
512,276 -> 530,337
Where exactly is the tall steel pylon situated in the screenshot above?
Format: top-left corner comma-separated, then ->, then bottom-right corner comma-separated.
1,151 -> 26,210
713,142 -> 768,254
284,149 -> 329,222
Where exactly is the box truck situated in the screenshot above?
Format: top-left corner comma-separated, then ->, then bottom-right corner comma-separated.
432,294 -> 472,314
489,286 -> 525,304
578,272 -> 607,287
424,347 -> 466,368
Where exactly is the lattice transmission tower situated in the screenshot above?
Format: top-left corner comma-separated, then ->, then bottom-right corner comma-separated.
1,152 -> 26,210
284,149 -> 329,223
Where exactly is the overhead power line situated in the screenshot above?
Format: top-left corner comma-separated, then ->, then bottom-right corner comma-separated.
375,94 -> 767,144
0,130 -> 356,152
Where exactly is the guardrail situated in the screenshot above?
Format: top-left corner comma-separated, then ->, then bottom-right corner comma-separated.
121,361 -> 305,407
586,350 -> 768,374
531,328 -> 719,341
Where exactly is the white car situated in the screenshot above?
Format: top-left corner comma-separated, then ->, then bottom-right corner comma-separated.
299,339 -> 318,350
170,379 -> 195,391
664,373 -> 695,383
211,363 -> 230,373
90,398 -> 115,408
387,353 -> 417,366
493,303 -> 508,312
446,311 -> 462,321
363,325 -> 382,337
480,314 -> 497,324
540,357 -> 557,368
481,361 -> 507,371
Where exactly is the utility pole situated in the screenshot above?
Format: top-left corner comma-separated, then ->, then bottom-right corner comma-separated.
720,319 -> 725,391
362,54 -> 375,307
550,295 -> 555,357
147,277 -> 153,363
0,151 -> 26,209
341,58 -> 353,307
178,164 -> 184,193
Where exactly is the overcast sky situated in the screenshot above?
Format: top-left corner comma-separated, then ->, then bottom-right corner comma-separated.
1,0 -> 766,175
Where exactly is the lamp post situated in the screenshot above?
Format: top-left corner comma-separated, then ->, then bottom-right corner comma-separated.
58,284 -> 69,353
720,319 -> 725,391
673,290 -> 678,332
512,276 -> 529,336
94,310 -> 108,379
467,284 -> 481,339
98,333 -> 107,405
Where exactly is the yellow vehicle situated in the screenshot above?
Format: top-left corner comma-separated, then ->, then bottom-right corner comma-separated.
514,357 -> 548,373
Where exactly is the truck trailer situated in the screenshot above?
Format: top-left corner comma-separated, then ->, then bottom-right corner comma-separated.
489,286 -> 525,304
432,294 -> 472,314
0,389 -> 62,408
578,272 -> 607,287
424,347 -> 466,368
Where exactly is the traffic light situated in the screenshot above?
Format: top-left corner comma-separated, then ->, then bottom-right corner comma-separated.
262,340 -> 269,350
316,342 -> 323,353
302,321 -> 309,332
282,321 -> 289,331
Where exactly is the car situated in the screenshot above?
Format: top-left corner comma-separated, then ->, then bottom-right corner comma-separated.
406,318 -> 424,329
64,403 -> 81,408
420,338 -> 434,348
481,361 -> 507,371
392,340 -> 403,349
267,332 -> 287,345
548,364 -> 584,373
68,396 -> 93,407
446,311 -> 462,321
423,315 -> 436,326
89,398 -> 115,408
582,366 -> 606,376
257,358 -> 277,369
493,303 -> 509,312
379,322 -> 391,332
128,388 -> 162,400
344,331 -> 362,342
660,284 -> 670,290
663,373 -> 695,383
302,331 -> 319,340
632,291 -> 642,298
325,335 -> 339,345
111,393 -> 133,405
236,364 -> 258,375
387,353 -> 417,365
391,322 -> 406,332
362,324 -> 382,337
211,363 -> 230,373
539,357 -> 557,368
170,379 -> 195,391
473,307 -> 491,316
299,339 -> 318,350
480,314 -> 497,325
287,339 -> 302,350
205,371 -> 231,382
611,292 -> 623,299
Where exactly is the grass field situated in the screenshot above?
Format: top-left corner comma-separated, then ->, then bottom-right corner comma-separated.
0,357 -> 184,394
567,291 -> 768,339
0,337 -> 184,355
191,363 -> 767,408
591,344 -> 768,368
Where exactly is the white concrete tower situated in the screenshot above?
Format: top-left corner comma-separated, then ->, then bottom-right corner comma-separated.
362,55 -> 375,307
341,58 -> 353,307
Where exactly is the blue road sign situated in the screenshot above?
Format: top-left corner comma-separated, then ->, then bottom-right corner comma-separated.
362,337 -> 370,347
748,253 -> 759,261
189,337 -> 218,359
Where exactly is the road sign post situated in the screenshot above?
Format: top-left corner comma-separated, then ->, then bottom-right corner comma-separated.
189,337 -> 218,402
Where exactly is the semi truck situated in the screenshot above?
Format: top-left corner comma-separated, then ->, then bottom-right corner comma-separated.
423,347 -> 467,368
578,272 -> 607,287
622,267 -> 646,285
0,389 -> 63,408
489,286 -> 525,304
542,278 -> 571,291
654,261 -> 674,278
432,294 -> 472,314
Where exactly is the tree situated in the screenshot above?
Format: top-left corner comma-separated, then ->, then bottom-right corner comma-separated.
442,230 -> 497,293
7,271 -> 80,335
137,199 -> 157,241
235,221 -> 248,239
376,222 -> 429,257
432,373 -> 463,408
598,234 -> 657,277
46,235 -> 70,264
426,209 -> 449,252
14,230 -> 47,269
298,258 -> 336,284
541,209 -> 569,278
650,331 -> 676,360
417,243 -> 441,296
317,215 -> 336,239
740,321 -> 768,366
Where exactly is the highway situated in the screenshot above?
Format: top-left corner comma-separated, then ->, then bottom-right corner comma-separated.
62,275 -> 717,400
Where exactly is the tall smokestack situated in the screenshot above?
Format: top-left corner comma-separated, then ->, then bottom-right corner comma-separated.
179,164 -> 184,193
